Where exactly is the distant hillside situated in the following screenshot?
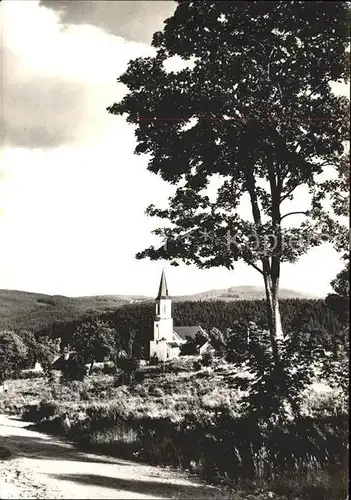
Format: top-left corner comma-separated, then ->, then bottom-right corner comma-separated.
0,289 -> 147,332
172,286 -> 317,302
0,286 -> 317,333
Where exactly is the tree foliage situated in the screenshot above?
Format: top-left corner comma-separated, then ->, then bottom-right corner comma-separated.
0,330 -> 28,376
70,319 -> 116,375
325,257 -> 349,329
108,1 -> 349,353
46,297 -> 345,366
18,331 -> 60,370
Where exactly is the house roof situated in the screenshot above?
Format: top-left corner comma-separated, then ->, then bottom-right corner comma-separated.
51,351 -> 75,368
166,341 -> 182,348
173,326 -> 206,341
156,269 -> 169,299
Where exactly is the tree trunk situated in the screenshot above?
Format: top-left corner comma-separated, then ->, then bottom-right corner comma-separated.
263,271 -> 283,366
89,359 -> 94,375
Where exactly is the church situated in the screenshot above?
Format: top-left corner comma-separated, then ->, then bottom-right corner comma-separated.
149,270 -> 209,362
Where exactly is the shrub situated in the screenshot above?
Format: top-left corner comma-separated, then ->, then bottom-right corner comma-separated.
193,360 -> 202,370
201,351 -> 215,367
142,365 -> 163,376
46,369 -> 59,384
165,356 -> 198,373
133,370 -> 145,384
103,362 -> 115,375
91,364 -> 104,375
113,372 -> 124,387
22,400 -> 59,422
18,370 -> 45,380
149,353 -> 159,365
117,357 -> 139,384
62,358 -> 87,382
148,386 -> 165,397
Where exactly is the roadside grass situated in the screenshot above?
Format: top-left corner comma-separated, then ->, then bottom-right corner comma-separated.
0,359 -> 348,500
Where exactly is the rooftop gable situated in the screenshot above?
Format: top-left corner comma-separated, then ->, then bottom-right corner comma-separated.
173,325 -> 206,341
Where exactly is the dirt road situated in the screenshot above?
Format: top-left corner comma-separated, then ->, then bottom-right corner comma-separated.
0,414 -> 231,499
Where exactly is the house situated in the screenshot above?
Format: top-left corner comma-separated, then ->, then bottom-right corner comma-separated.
149,270 -> 209,362
20,361 -> 44,376
50,349 -> 75,370
172,326 -> 210,355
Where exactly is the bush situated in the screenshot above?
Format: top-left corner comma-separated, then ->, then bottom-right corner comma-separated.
22,400 -> 59,422
91,364 -> 104,375
62,358 -> 87,382
201,351 -> 215,367
149,353 -> 159,365
165,356 -> 198,373
46,369 -> 59,384
113,372 -> 124,387
117,357 -> 140,385
193,360 -> 202,370
142,365 -> 163,376
133,370 -> 145,384
18,370 -> 45,380
148,386 -> 165,397
103,362 -> 115,375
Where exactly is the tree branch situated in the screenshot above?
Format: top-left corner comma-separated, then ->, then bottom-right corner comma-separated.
245,260 -> 264,276
280,183 -> 300,203
280,211 -> 309,221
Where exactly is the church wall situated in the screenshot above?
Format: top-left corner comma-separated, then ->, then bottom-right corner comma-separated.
150,340 -> 168,362
154,318 -> 174,342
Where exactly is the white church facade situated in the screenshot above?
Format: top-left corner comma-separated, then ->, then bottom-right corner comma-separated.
149,270 -> 209,362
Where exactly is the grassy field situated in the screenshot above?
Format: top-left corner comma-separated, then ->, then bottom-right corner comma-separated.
0,356 -> 348,499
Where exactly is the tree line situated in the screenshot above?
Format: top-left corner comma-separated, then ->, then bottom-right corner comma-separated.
45,297 -> 346,360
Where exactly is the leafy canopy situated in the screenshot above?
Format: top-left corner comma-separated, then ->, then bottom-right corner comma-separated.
71,319 -> 116,369
109,1 -> 349,273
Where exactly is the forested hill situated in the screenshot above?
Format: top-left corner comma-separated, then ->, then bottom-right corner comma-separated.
0,286 -> 314,333
0,289 -> 147,333
0,287 -> 343,356
49,298 -> 343,357
172,286 -> 316,301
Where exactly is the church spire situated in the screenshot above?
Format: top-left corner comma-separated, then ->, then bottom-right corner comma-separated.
156,269 -> 169,300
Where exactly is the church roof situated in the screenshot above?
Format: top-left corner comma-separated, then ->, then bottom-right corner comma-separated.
173,326 -> 206,340
166,341 -> 182,348
156,269 -> 169,299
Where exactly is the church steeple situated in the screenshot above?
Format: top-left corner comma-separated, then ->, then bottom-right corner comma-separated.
156,269 -> 169,300
150,269 -> 179,361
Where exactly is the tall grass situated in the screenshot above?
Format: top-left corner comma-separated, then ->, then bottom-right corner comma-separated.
4,358 -> 348,500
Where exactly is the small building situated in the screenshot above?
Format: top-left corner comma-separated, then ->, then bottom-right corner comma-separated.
149,271 -> 209,362
20,361 -> 44,376
173,326 -> 209,355
50,350 -> 75,370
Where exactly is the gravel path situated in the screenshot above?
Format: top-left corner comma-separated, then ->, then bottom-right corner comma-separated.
0,415 -> 232,499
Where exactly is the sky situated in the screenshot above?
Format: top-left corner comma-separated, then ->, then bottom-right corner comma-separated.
0,0 -> 349,298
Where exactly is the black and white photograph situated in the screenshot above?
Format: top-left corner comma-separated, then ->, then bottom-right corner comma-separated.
0,1 -> 349,498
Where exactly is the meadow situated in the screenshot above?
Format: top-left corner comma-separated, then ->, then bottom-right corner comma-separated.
1,354 -> 348,500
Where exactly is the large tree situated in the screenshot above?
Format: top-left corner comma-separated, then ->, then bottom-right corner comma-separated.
108,1 -> 349,364
70,319 -> 116,375
325,256 -> 350,327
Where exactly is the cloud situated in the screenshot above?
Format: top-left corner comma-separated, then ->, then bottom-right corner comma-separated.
39,0 -> 176,44
0,1 -> 347,298
1,52 -> 87,148
0,0 -> 154,149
